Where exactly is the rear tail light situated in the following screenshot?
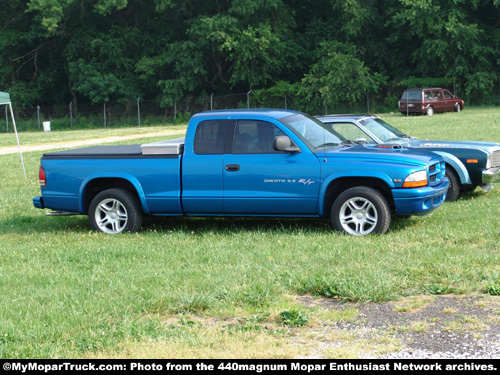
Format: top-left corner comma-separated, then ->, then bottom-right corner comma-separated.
39,166 -> 46,187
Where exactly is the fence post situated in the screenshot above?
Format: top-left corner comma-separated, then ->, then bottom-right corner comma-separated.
37,105 -> 41,129
285,95 -> 287,109
247,90 -> 252,108
174,101 -> 177,119
211,93 -> 213,110
5,106 -> 8,133
137,97 -> 141,126
103,102 -> 107,128
69,101 -> 73,127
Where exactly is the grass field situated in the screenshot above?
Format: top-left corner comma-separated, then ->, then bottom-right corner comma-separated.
1,107 -> 499,358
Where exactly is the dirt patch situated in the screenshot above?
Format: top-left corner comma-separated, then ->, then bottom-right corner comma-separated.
296,294 -> 500,358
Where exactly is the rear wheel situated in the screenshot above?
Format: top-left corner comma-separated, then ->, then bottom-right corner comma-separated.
331,187 -> 391,235
426,106 -> 434,116
89,188 -> 143,234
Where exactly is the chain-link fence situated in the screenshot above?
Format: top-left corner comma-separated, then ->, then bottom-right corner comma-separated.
1,92 -> 271,132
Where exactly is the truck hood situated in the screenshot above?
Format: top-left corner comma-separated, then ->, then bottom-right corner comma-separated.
323,144 -> 443,167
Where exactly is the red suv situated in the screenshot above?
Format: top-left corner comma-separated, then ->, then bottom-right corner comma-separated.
398,88 -> 465,116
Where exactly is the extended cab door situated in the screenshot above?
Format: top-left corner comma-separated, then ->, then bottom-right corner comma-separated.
223,120 -> 321,215
181,119 -> 231,214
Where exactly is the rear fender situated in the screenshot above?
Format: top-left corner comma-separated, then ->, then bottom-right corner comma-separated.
79,173 -> 149,214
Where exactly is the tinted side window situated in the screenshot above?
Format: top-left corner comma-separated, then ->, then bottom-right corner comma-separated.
233,120 -> 285,154
432,90 -> 442,99
194,120 -> 229,154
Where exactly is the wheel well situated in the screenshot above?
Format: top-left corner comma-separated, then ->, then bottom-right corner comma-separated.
323,177 -> 395,217
444,163 -> 458,176
82,178 -> 138,214
444,163 -> 462,184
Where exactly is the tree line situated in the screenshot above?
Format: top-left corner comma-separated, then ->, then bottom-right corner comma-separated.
1,0 -> 500,114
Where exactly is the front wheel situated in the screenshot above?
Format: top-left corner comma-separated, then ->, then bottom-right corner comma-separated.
89,188 -> 143,234
444,168 -> 460,202
331,187 -> 391,235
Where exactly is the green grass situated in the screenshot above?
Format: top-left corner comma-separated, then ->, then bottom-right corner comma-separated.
1,107 -> 500,358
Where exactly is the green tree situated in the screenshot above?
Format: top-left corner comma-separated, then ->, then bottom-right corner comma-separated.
300,42 -> 382,112
387,0 -> 499,102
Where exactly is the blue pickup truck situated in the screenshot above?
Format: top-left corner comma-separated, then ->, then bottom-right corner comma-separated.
33,109 -> 449,235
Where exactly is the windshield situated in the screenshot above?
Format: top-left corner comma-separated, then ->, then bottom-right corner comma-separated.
279,113 -> 346,150
359,118 -> 408,142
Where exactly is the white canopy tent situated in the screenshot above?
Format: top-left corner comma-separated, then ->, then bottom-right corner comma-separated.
0,91 -> 27,179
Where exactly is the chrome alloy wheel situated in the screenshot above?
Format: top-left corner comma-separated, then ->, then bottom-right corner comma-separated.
94,198 -> 128,234
339,197 -> 378,235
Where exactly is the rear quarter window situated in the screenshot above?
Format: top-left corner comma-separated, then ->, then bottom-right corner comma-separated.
193,120 -> 229,154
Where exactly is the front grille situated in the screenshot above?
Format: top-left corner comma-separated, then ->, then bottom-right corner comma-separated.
428,162 -> 445,186
491,150 -> 500,168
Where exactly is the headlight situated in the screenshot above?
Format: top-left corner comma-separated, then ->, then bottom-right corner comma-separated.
403,170 -> 428,188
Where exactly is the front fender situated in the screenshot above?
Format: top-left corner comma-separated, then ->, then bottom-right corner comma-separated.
432,151 -> 471,185
79,173 -> 149,214
318,171 -> 395,215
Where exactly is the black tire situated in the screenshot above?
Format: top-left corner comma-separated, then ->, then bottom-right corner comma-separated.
454,103 -> 461,112
426,106 -> 434,116
444,168 -> 460,202
88,188 -> 143,234
331,187 -> 391,235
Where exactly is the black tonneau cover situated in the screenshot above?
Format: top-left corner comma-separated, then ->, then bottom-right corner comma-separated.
43,145 -> 142,157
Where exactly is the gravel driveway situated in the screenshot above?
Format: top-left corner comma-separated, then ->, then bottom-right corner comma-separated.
298,294 -> 500,359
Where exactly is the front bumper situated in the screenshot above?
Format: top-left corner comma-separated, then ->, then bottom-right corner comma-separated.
482,168 -> 500,184
392,178 -> 450,216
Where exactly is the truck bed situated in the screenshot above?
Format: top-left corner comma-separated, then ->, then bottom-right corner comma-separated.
43,145 -> 143,158
42,138 -> 186,159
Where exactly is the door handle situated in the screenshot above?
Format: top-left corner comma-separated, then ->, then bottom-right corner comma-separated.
225,164 -> 240,172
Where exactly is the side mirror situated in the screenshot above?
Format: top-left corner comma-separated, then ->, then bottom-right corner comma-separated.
274,135 -> 300,153
356,137 -> 367,144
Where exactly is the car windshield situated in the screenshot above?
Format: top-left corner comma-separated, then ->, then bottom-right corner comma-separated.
359,118 -> 409,142
280,113 -> 346,150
